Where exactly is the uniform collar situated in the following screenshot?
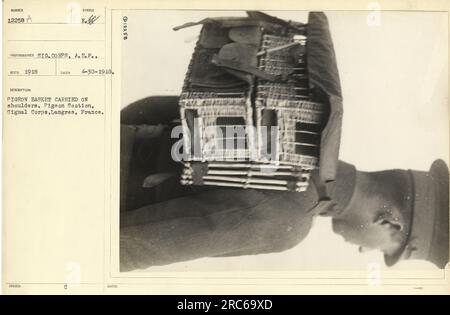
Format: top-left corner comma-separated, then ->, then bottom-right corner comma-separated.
310,161 -> 356,216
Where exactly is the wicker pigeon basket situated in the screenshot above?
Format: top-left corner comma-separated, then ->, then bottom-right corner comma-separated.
175,11 -> 341,192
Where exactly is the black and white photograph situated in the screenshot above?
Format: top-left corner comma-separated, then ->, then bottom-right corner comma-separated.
119,10 -> 449,273
3,0 -> 450,297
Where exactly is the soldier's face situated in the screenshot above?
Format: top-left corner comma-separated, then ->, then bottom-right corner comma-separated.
331,181 -> 409,256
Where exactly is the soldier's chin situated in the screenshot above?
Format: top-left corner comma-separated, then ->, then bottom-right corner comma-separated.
331,219 -> 359,245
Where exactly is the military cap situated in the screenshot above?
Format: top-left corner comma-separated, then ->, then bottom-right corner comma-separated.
385,159 -> 449,268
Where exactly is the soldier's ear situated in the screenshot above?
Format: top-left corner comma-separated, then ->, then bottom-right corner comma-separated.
373,213 -> 403,232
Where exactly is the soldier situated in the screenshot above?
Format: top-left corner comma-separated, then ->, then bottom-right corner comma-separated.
119,11 -> 449,271
119,96 -> 449,272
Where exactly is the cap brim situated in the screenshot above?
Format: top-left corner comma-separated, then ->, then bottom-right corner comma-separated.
428,159 -> 449,268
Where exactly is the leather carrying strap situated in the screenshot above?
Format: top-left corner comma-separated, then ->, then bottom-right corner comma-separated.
173,12 -> 297,34
211,55 -> 282,82
173,17 -> 262,31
